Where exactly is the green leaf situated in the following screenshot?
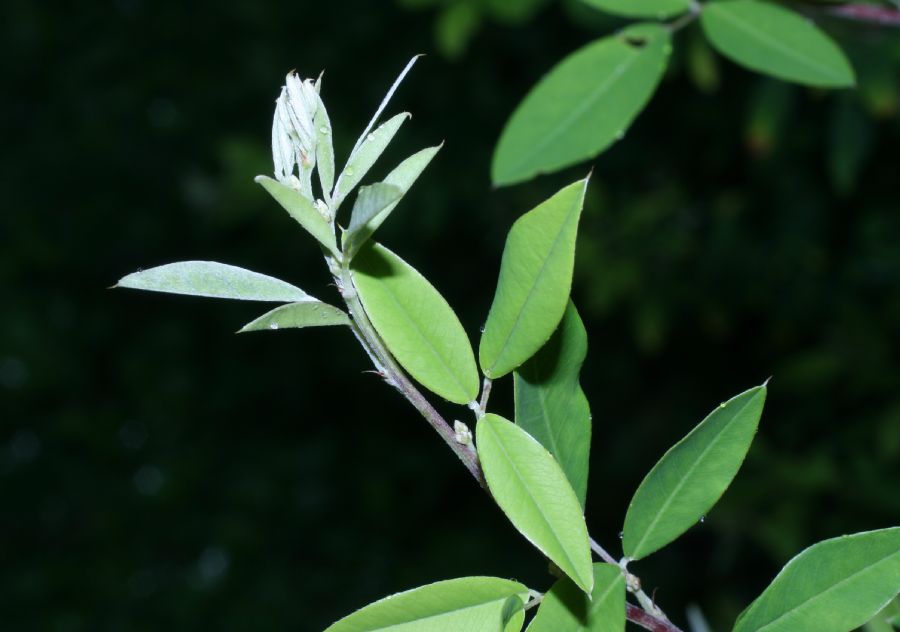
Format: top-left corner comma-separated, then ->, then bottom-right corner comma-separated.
581,0 -> 691,19
733,528 -> 900,632
368,144 -> 443,234
254,175 -> 337,256
315,92 -> 335,200
526,563 -> 626,632
115,261 -> 312,302
622,384 -> 767,561
352,242 -> 479,404
479,179 -> 588,378
333,112 -> 410,208
345,183 -> 404,256
238,301 -> 349,332
476,414 -> 593,593
491,24 -> 671,186
701,0 -> 855,88
323,576 -> 529,632
514,301 -> 591,507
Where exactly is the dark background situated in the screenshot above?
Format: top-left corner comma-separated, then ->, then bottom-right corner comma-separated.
3,0 -> 898,630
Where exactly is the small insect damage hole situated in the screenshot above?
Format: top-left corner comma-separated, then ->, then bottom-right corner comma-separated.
623,35 -> 648,49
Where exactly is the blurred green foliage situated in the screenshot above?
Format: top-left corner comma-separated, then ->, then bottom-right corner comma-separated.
2,0 -> 898,630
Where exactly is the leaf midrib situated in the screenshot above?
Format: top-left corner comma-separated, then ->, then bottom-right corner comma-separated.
486,422 -> 584,586
709,4 -> 843,82
748,547 -> 900,632
364,594 -> 515,631
502,40 -> 647,179
629,394 -> 758,557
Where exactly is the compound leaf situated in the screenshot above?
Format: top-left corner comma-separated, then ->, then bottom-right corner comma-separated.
623,384 -> 767,560
324,576 -> 530,632
479,178 -> 587,378
514,301 -> 591,507
733,528 -> 900,632
492,23 -> 671,186
526,563 -> 626,632
701,0 -> 855,88
238,301 -> 349,332
352,242 -> 479,404
477,414 -> 593,594
116,261 -> 312,302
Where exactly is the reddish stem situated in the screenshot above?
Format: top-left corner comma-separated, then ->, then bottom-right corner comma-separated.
826,3 -> 900,26
627,603 -> 685,632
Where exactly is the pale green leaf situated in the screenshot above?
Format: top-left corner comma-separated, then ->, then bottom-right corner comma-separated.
254,175 -> 337,256
863,597 -> 900,632
479,178 -> 588,378
345,183 -> 404,255
623,385 -> 767,561
324,576 -> 529,632
701,0 -> 855,88
492,24 -> 671,186
476,414 -> 593,593
315,92 -> 335,200
514,301 -> 591,507
115,261 -> 311,302
352,242 -> 479,404
238,301 -> 349,332
333,112 -> 410,208
526,563 -> 626,632
368,144 -> 443,234
581,0 -> 691,19
733,528 -> 900,632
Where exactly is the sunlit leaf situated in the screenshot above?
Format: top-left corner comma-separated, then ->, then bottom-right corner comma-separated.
333,112 -> 410,208
526,563 -> 626,632
701,0 -> 855,88
733,528 -> 900,632
492,24 -> 671,186
514,301 -> 591,507
623,384 -> 767,560
480,178 -> 587,378
315,91 -> 335,200
116,261 -> 312,302
323,576 -> 530,632
255,175 -> 337,255
353,242 -> 479,404
477,414 -> 593,593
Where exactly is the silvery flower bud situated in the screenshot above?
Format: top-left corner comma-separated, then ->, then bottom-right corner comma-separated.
271,73 -> 320,185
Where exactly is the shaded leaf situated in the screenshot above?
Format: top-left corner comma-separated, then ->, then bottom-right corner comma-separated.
733,528 -> 900,632
368,144 -> 443,234
255,175 -> 337,255
701,0 -> 855,88
116,261 -> 311,302
480,178 -> 588,378
581,0 -> 691,19
623,385 -> 767,560
514,301 -> 591,507
492,24 -> 671,186
526,563 -> 626,632
238,301 -> 349,332
353,242 -> 479,404
324,576 -> 529,632
345,183 -> 404,255
477,414 -> 593,593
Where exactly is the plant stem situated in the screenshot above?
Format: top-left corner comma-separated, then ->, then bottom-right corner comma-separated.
822,3 -> 900,26
589,536 -> 619,565
336,262 -> 682,632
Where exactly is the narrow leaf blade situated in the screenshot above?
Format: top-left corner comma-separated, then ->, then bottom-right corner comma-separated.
622,385 -> 767,560
346,183 -> 404,254
492,24 -> 671,186
353,242 -> 480,404
701,0 -> 855,88
324,576 -> 529,632
238,301 -> 349,332
255,175 -> 337,255
333,112 -> 410,208
526,563 -> 626,632
514,300 -> 591,507
477,414 -> 594,593
733,528 -> 900,632
314,92 -> 335,200
582,0 -> 691,19
115,261 -> 311,302
368,143 -> 443,233
479,178 -> 588,378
